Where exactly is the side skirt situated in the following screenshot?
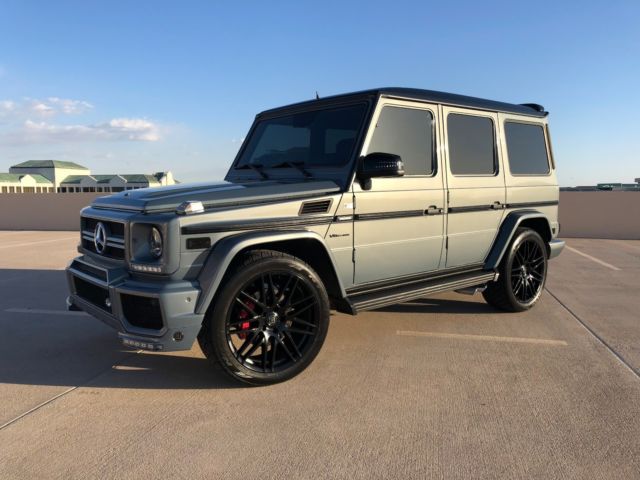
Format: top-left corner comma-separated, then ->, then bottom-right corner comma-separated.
343,270 -> 498,314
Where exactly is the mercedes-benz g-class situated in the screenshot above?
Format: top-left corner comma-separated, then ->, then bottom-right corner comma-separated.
66,88 -> 565,385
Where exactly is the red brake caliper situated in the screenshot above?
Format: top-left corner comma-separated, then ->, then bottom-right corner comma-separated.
237,300 -> 254,339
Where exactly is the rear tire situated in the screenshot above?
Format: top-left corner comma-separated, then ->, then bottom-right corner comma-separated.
483,228 -> 548,312
198,249 -> 330,386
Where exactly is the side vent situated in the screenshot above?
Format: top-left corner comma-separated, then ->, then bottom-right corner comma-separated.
299,199 -> 332,215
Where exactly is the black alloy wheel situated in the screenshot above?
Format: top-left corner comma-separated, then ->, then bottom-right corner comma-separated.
483,228 -> 548,312
227,270 -> 320,373
198,250 -> 330,385
510,237 -> 546,304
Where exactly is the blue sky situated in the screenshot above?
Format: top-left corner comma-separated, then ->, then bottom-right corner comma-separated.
1,0 -> 638,186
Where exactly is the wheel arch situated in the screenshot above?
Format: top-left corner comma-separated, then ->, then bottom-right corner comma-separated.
484,210 -> 552,270
195,230 -> 347,315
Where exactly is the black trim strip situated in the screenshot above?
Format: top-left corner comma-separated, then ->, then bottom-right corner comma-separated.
182,216 -> 333,235
346,263 -> 485,296
448,200 -> 558,214
181,200 -> 557,235
355,210 -> 426,221
506,200 -> 558,209
448,205 -> 495,214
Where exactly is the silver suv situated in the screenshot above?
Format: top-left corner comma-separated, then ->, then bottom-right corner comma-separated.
66,88 -> 565,385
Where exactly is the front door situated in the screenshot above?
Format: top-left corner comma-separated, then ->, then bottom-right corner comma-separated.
353,100 -> 445,285
442,106 -> 506,268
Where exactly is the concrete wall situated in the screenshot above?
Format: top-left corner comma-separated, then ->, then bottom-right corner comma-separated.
558,191 -> 640,239
0,191 -> 639,239
0,193 -> 101,231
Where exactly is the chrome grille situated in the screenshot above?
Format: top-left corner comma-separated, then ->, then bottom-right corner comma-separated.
81,217 -> 126,260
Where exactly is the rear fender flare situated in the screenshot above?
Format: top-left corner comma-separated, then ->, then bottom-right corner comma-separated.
484,210 -> 552,270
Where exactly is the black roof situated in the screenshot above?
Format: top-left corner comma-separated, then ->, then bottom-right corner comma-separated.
259,87 -> 547,118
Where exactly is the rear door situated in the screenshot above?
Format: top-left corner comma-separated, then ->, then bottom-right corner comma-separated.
442,107 -> 506,268
353,99 -> 445,284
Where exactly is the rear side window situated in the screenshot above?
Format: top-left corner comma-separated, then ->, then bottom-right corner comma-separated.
447,114 -> 496,175
367,106 -> 434,175
505,122 -> 550,175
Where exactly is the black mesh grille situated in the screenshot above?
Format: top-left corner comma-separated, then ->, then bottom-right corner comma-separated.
74,277 -> 111,312
121,294 -> 163,330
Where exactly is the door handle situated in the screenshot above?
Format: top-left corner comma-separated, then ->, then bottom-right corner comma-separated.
491,201 -> 505,210
426,205 -> 443,215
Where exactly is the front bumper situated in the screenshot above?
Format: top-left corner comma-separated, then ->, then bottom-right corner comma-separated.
66,256 -> 204,352
548,239 -> 565,260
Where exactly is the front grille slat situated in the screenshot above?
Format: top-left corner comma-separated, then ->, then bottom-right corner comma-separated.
81,216 -> 126,260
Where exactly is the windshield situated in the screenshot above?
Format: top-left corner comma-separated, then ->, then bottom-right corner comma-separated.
236,103 -> 367,169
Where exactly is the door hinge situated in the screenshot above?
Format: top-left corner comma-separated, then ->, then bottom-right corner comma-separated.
352,249 -> 356,263
445,237 -> 449,249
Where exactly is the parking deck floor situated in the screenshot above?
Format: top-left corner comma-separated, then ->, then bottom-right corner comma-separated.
0,231 -> 639,479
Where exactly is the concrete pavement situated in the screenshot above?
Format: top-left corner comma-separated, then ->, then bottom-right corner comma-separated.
0,231 -> 639,479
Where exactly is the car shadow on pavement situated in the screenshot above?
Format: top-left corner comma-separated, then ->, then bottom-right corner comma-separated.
0,269 -> 249,390
377,296 -> 497,314
91,352 -> 248,390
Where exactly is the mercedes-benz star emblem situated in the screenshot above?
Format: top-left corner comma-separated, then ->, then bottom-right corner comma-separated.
94,222 -> 108,254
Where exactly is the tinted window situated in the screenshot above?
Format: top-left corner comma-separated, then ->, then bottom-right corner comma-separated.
505,122 -> 550,175
447,114 -> 496,175
367,106 -> 434,175
237,104 -> 367,168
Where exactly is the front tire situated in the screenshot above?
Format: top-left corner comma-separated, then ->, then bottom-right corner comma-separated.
483,228 -> 548,312
198,250 -> 330,386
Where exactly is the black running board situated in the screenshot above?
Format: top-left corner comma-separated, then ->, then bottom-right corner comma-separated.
345,270 -> 498,314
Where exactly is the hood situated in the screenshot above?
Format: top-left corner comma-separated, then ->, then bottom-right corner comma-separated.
90,180 -> 341,213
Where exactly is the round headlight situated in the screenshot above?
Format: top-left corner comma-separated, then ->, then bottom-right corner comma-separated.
149,227 -> 163,258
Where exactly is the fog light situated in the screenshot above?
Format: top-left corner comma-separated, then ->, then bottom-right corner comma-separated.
173,331 -> 184,342
105,298 -> 112,308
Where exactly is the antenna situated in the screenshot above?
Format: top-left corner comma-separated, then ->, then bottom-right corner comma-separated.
315,91 -> 320,100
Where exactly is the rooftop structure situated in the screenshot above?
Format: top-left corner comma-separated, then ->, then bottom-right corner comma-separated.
0,160 -> 176,193
0,173 -> 54,193
561,178 -> 640,192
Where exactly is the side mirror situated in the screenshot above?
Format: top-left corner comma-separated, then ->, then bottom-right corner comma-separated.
358,153 -> 405,181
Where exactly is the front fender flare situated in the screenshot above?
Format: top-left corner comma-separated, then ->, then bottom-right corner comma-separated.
484,210 -> 552,270
194,230 -> 346,315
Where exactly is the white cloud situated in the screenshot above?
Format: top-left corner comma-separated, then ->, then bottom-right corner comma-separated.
46,97 -> 93,115
106,118 -> 160,141
0,100 -> 16,114
14,117 -> 162,143
0,95 -> 163,144
0,97 -> 94,119
31,102 -> 55,116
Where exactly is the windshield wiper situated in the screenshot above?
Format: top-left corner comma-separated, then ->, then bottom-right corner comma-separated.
236,163 -> 269,179
272,161 -> 312,178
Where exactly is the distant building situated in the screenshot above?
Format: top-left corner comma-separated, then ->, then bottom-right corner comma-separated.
0,172 -> 54,193
561,178 -> 640,192
0,160 -> 176,193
